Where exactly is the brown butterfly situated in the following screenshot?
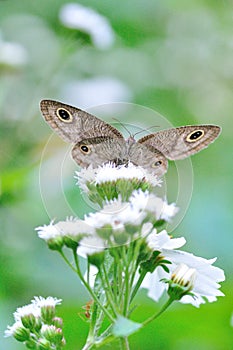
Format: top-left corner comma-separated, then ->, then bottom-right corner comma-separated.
40,100 -> 221,177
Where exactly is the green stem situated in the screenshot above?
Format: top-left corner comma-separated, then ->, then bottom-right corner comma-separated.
119,337 -> 130,350
122,247 -> 130,316
72,250 -> 114,322
100,264 -> 118,316
130,269 -> 147,303
59,249 -> 78,274
142,298 -> 174,327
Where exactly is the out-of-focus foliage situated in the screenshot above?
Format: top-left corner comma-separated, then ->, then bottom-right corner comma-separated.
0,1 -> 232,349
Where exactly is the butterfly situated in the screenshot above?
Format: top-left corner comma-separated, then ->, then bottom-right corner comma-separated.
40,99 -> 221,177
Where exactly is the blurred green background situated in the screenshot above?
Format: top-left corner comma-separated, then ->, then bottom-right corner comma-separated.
0,0 -> 232,349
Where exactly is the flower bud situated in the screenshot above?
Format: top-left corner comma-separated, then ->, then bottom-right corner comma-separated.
166,264 -> 196,301
47,236 -> 64,251
21,314 -> 40,331
96,224 -> 113,239
54,328 -> 63,344
88,251 -> 105,268
37,338 -> 51,350
41,305 -> 56,324
113,230 -> 129,245
25,339 -> 37,349
52,317 -> 63,328
12,325 -> 30,342
41,325 -> 57,341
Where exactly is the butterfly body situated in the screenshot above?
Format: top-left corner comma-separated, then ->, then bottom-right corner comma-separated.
40,100 -> 221,177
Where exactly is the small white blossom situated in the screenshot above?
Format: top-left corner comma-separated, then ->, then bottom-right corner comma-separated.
75,166 -> 97,192
0,33 -> 28,66
41,324 -> 57,336
146,229 -> 186,250
84,196 -> 145,230
130,190 -> 178,221
31,296 -> 62,308
59,3 -> 115,49
171,263 -> 196,290
4,321 -> 24,337
35,220 -> 61,241
141,232 -> 225,307
35,218 -> 94,241
75,162 -> 162,191
56,217 -> 95,237
14,304 -> 40,322
77,235 -> 105,257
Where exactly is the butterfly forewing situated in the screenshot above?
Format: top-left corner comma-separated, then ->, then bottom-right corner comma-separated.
138,125 -> 221,160
40,100 -> 124,143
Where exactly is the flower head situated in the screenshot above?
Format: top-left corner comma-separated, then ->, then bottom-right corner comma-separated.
76,162 -> 162,190
130,190 -> 178,222
141,230 -> 225,307
31,296 -> 62,309
5,296 -> 64,346
4,321 -> 30,341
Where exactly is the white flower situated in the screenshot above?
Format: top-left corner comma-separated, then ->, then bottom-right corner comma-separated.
171,263 -> 196,290
59,3 -> 115,49
35,220 -> 61,241
141,232 -> 225,307
75,162 -> 162,191
31,296 -> 62,308
146,229 -> 186,250
62,77 -> 132,110
77,235 -> 105,257
0,32 -> 28,66
14,304 -> 40,321
75,165 -> 97,192
4,321 -> 24,337
35,218 -> 94,241
56,217 -> 95,237
84,196 -> 145,230
130,190 -> 178,221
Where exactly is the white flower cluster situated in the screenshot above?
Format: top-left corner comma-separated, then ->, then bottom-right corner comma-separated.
75,162 -> 162,192
5,296 -> 61,337
35,162 -> 225,308
36,189 -> 177,255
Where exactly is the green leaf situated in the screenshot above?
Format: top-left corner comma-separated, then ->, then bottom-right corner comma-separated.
112,316 -> 142,337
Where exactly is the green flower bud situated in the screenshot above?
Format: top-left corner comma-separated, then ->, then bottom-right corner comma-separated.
41,325 -> 57,341
113,230 -> 129,245
41,305 -> 56,324
47,236 -> 64,251
13,326 -> 30,342
25,339 -> 37,349
52,317 -> 63,329
21,314 -> 40,331
54,328 -> 63,344
96,224 -> 113,239
88,251 -> 105,268
37,338 -> 51,350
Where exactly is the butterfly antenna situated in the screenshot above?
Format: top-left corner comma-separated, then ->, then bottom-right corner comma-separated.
112,118 -> 131,136
133,125 -> 159,137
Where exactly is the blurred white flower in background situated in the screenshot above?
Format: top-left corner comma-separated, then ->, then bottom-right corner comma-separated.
59,3 -> 115,49
0,32 -> 28,67
61,77 -> 132,109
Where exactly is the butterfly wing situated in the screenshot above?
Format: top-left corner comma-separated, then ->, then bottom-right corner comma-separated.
129,142 -> 168,176
40,100 -> 125,167
138,125 -> 221,160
